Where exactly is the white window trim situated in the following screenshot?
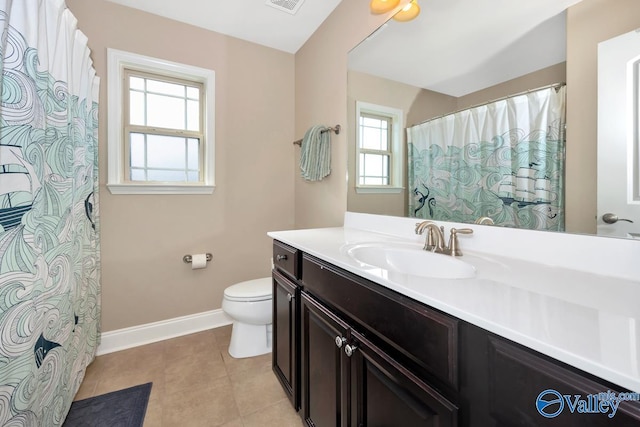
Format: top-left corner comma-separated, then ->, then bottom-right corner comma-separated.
632,58 -> 640,203
355,186 -> 404,194
107,49 -> 215,195
355,101 -> 404,194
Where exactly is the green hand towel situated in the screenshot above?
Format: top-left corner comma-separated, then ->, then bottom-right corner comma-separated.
300,125 -> 331,181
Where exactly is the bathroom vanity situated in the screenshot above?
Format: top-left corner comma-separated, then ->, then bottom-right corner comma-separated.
270,214 -> 640,426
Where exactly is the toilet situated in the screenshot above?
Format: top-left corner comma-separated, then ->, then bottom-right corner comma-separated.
222,277 -> 273,358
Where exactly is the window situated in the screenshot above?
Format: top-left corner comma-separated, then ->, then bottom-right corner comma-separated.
107,49 -> 215,194
355,102 -> 404,193
359,112 -> 392,186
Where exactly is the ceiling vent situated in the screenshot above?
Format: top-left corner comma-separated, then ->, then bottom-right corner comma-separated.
265,0 -> 306,15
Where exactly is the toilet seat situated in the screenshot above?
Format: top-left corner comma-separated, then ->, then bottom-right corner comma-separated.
223,278 -> 272,302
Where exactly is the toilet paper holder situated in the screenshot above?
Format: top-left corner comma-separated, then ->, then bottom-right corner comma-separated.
183,253 -> 213,264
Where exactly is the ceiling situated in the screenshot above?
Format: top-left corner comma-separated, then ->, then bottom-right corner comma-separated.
104,0 -> 585,97
348,0 -> 585,97
104,0 -> 343,53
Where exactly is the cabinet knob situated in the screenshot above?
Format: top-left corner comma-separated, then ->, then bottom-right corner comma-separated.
335,336 -> 347,348
344,344 -> 358,357
276,254 -> 288,261
287,293 -> 294,302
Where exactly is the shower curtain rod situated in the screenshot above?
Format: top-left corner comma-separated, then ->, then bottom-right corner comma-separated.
415,82 -> 566,126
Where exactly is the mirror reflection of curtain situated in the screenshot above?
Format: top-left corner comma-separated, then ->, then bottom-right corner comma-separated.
408,85 -> 566,231
0,0 -> 100,425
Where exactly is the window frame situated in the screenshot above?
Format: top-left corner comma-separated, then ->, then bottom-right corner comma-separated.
355,101 -> 404,194
123,69 -> 205,183
107,49 -> 215,195
633,58 -> 640,202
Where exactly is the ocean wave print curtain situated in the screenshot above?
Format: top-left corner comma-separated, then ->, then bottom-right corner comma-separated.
408,85 -> 566,231
0,0 -> 100,425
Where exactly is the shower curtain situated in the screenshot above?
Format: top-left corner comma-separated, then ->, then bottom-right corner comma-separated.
408,85 -> 566,231
0,0 -> 100,425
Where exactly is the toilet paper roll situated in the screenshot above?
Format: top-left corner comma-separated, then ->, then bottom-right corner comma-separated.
191,253 -> 208,270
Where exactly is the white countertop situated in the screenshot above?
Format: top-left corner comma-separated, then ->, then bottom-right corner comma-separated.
268,225 -> 640,393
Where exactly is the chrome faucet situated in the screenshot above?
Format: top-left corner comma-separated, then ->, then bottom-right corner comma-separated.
415,221 -> 474,256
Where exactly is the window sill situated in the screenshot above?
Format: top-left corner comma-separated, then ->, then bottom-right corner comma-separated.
355,186 -> 404,194
107,183 -> 215,195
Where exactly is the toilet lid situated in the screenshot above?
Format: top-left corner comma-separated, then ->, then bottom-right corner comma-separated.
224,277 -> 272,302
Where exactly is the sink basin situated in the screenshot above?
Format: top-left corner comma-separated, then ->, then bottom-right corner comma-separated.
344,242 -> 476,279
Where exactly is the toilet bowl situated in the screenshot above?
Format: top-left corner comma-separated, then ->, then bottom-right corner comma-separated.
222,277 -> 273,358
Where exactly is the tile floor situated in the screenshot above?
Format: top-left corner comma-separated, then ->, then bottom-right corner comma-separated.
74,325 -> 304,427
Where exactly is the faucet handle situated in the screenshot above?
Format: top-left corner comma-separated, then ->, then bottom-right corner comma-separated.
453,228 -> 474,235
448,228 -> 474,256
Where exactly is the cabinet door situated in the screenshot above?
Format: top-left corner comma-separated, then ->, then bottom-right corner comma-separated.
301,292 -> 350,427
350,330 -> 458,427
488,337 -> 640,426
272,270 -> 299,410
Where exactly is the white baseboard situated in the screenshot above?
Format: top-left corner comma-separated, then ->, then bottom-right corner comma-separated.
96,309 -> 232,355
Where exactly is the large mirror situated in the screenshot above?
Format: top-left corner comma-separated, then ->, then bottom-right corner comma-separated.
347,0 -> 640,239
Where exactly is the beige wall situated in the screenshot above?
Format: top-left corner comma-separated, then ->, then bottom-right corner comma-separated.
294,0 -> 397,229
67,0 -> 295,331
565,0 -> 640,234
457,63 -> 566,111
347,70 -> 423,217
406,90 -> 458,127
406,63 -> 565,127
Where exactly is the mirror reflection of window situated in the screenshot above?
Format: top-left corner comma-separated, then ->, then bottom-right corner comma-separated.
355,101 -> 404,193
359,112 -> 391,186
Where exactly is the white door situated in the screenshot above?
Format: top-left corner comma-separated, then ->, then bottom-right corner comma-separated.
597,30 -> 640,239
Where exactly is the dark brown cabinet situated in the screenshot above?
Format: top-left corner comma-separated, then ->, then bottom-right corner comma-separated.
350,329 -> 458,427
300,252 -> 459,396
272,270 -> 299,409
273,240 -> 300,281
485,336 -> 640,427
300,291 -> 457,427
300,292 -> 350,426
272,240 -> 640,427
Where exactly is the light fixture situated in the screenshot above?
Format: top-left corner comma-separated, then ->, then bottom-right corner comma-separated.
369,0 -> 400,15
392,0 -> 420,22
